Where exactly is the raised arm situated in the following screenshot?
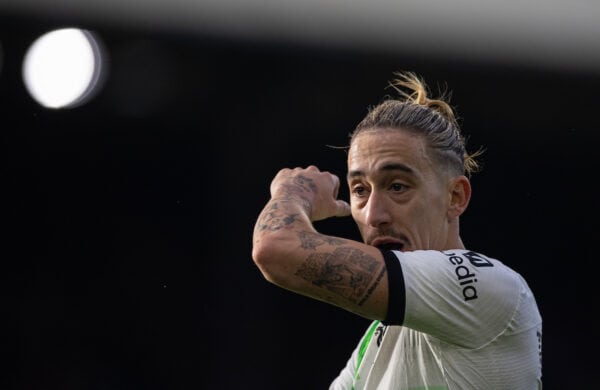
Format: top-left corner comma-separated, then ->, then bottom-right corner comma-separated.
252,165 -> 389,320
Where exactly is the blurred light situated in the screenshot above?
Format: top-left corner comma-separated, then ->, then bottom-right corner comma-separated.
22,28 -> 107,109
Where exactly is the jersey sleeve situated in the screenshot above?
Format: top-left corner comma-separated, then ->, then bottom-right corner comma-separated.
392,249 -> 526,348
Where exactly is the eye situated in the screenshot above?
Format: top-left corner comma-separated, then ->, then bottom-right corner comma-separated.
390,182 -> 408,193
351,185 -> 368,197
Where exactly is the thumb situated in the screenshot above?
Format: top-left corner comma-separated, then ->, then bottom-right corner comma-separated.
334,200 -> 352,217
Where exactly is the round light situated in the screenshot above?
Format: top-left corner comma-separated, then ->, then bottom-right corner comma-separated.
22,28 -> 106,109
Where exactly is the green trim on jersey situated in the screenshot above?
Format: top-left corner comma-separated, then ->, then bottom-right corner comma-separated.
351,321 -> 449,390
353,320 -> 381,387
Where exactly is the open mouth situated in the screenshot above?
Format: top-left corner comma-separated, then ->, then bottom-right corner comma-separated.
376,243 -> 404,251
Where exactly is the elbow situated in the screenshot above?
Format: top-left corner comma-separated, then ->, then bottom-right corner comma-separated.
252,236 -> 297,287
251,240 -> 269,270
252,240 -> 280,284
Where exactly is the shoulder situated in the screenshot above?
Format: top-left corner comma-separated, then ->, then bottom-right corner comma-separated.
396,249 -> 527,298
396,249 -> 521,281
390,249 -> 536,346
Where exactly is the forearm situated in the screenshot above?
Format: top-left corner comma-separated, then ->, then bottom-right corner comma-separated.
252,197 -> 388,319
252,194 -> 318,286
252,171 -> 325,272
251,166 -> 389,319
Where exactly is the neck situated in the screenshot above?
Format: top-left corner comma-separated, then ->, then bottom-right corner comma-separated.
446,218 -> 465,250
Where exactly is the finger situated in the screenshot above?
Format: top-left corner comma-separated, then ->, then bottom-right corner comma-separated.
334,200 -> 352,217
331,173 -> 341,199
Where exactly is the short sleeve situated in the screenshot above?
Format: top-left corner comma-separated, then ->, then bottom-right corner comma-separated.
395,249 -> 524,348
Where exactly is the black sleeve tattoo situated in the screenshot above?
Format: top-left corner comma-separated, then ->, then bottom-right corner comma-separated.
298,231 -> 345,250
256,202 -> 298,232
294,247 -> 385,306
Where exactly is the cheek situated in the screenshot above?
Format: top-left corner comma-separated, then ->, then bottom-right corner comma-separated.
351,207 -> 368,229
350,206 -> 362,224
415,200 -> 447,227
400,198 -> 437,226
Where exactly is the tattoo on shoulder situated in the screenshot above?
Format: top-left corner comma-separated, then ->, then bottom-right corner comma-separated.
294,247 -> 385,306
257,202 -> 298,231
298,231 -> 345,250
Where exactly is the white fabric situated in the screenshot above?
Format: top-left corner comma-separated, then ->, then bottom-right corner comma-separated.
330,249 -> 542,390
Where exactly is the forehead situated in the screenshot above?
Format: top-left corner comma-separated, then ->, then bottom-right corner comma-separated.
347,129 -> 433,179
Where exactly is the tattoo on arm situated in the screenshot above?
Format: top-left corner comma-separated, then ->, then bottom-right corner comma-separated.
256,202 -> 299,232
294,247 -> 385,306
256,175 -> 318,232
298,231 -> 345,250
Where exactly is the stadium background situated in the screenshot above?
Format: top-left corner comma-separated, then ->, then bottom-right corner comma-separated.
1,3 -> 597,389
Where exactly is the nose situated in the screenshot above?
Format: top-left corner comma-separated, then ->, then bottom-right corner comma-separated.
364,190 -> 392,228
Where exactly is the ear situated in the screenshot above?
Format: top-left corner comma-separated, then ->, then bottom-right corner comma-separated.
447,175 -> 471,218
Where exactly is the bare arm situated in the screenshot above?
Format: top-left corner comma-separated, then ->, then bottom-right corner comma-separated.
252,166 -> 389,320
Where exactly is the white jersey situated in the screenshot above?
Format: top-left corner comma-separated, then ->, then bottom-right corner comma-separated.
330,249 -> 542,390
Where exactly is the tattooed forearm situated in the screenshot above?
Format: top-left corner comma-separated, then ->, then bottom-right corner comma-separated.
256,176 -> 318,233
273,183 -> 313,213
298,231 -> 345,250
256,201 -> 299,232
294,247 -> 384,305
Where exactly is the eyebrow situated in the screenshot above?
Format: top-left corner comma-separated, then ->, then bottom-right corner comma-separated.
347,163 -> 414,179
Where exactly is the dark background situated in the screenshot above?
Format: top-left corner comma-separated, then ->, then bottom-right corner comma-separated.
2,8 -> 597,390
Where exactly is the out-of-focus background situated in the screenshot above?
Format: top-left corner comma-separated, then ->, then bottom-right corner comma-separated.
2,1 -> 597,389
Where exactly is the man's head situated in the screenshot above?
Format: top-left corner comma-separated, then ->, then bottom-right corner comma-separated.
347,71 -> 481,252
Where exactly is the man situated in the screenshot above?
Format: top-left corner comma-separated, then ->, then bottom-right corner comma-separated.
252,71 -> 542,389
